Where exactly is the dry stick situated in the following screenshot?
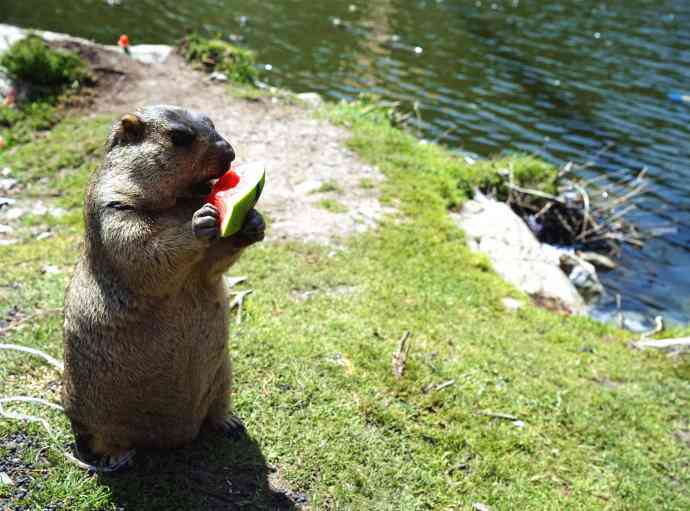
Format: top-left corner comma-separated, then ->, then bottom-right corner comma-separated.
632,337 -> 690,350
230,290 -> 253,325
593,178 -> 647,215
534,201 -> 554,219
225,275 -> 248,288
506,183 -> 566,204
478,411 -> 519,421
570,182 -> 592,240
0,344 -> 64,372
591,232 -> 644,248
433,379 -> 456,392
392,331 -> 411,379
577,204 -> 637,241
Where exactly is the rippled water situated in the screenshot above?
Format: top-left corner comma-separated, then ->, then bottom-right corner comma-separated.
3,0 -> 689,325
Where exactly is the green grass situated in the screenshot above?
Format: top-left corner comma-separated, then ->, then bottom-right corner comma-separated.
1,34 -> 90,100
358,178 -> 375,190
179,33 -> 258,85
317,198 -> 348,214
0,100 -> 688,510
311,181 -> 343,195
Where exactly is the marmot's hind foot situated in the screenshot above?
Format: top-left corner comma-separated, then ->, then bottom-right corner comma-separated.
206,414 -> 246,439
73,431 -> 135,472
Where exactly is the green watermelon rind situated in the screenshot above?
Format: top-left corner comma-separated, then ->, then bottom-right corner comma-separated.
218,164 -> 266,238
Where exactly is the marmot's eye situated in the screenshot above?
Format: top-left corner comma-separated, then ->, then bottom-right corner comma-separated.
171,128 -> 196,147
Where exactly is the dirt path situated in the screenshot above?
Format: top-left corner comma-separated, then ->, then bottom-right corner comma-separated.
58,39 -> 388,244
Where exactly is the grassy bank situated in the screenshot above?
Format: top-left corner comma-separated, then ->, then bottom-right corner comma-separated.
1,46 -> 689,511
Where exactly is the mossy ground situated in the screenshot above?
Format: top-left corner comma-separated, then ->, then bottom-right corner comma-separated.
0,96 -> 689,510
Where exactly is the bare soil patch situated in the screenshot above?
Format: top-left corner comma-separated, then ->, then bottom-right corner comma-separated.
63,40 -> 388,244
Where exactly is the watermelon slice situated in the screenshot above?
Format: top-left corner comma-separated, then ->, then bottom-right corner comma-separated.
206,161 -> 266,238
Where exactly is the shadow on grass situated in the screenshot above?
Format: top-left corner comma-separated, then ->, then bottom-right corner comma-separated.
100,430 -> 302,511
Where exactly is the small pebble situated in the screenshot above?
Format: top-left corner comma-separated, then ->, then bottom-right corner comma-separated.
414,46 -> 423,54
501,297 -> 523,311
0,178 -> 17,191
1,167 -> 12,176
0,196 -> 16,208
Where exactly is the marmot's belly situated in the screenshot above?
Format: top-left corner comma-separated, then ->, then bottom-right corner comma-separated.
63,288 -> 230,447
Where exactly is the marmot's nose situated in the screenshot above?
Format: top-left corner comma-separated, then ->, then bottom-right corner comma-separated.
215,138 -> 235,169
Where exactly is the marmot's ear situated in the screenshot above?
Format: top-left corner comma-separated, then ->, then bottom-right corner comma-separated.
109,113 -> 145,149
119,113 -> 145,142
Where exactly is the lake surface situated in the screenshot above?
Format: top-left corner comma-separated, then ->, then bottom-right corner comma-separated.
3,0 -> 689,326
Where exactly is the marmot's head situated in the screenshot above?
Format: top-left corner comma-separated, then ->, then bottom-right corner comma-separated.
99,105 -> 234,210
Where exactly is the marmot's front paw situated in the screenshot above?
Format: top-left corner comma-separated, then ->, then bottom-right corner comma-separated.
238,209 -> 265,244
193,204 -> 220,240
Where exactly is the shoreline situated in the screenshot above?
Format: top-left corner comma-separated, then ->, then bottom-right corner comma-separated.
0,24 -> 680,331
1,24 -> 689,510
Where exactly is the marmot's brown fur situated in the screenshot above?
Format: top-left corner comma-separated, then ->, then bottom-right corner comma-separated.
62,105 -> 264,463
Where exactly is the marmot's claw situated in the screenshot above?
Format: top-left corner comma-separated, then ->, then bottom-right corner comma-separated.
193,204 -> 220,240
207,414 -> 246,440
239,209 -> 265,243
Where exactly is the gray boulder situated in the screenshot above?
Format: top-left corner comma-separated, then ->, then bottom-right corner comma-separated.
452,191 -> 586,315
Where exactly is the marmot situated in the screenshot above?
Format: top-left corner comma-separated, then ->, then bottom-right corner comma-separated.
62,105 -> 264,466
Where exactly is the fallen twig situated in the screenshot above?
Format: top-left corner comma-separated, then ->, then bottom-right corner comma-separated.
632,337 -> 690,351
0,343 -> 64,371
392,331 -> 411,379
478,411 -> 519,421
230,290 -> 253,325
225,275 -> 248,288
423,379 -> 456,393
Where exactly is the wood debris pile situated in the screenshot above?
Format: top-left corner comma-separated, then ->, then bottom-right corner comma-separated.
503,160 -> 649,257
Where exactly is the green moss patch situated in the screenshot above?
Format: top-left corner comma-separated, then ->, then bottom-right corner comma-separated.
178,33 -> 258,85
1,35 -> 90,100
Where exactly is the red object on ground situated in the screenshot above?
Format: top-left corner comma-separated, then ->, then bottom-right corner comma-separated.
118,34 -> 130,48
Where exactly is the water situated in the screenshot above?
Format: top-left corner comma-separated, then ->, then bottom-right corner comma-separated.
3,0 -> 689,326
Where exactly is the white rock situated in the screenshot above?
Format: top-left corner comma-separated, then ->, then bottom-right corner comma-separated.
452,191 -> 585,314
0,471 -> 14,486
115,44 -> 173,64
0,224 -> 13,234
0,239 -> 17,246
32,201 -> 48,215
36,231 -> 53,241
1,167 -> 12,177
209,71 -> 228,82
501,297 -> 523,311
4,207 -> 24,220
0,178 -> 17,191
42,265 -> 61,274
297,92 -> 324,109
